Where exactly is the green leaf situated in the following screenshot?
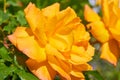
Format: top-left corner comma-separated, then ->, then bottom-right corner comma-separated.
3,18 -> 17,33
0,59 -> 5,63
118,72 -> 120,80
7,0 -> 19,7
84,70 -> 104,80
11,73 -> 19,80
0,63 -> 17,80
0,45 -> 12,61
0,10 -> 9,25
16,11 -> 27,26
16,70 -> 39,80
0,30 -> 3,40
13,55 -> 23,70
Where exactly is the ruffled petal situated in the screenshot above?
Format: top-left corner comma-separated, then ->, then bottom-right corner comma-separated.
73,24 -> 90,46
45,4 -> 77,36
48,55 -> 71,80
86,44 -> 95,57
108,0 -> 118,26
70,63 -> 92,79
56,17 -> 80,35
24,2 -> 47,46
84,4 -> 101,22
101,0 -> 110,26
44,17 -> 58,37
49,33 -> 73,52
71,75 -> 85,80
41,3 -> 60,36
24,2 -> 41,31
112,0 -> 120,18
72,63 -> 92,71
101,39 -> 120,66
87,21 -> 110,43
26,59 -> 56,80
42,3 -> 60,18
8,27 -> 46,62
69,46 -> 92,65
8,27 -> 33,46
57,7 -> 77,22
109,20 -> 120,41
70,71 -> 84,79
45,5 -> 78,36
45,44 -> 65,60
56,7 -> 77,29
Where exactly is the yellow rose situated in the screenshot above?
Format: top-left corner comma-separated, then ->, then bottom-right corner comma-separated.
84,0 -> 120,66
8,2 -> 94,80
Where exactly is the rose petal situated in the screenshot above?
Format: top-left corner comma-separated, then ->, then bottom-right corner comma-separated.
73,24 -> 90,46
42,3 -> 60,18
109,20 -> 120,41
48,55 -> 71,80
101,0 -> 110,26
86,44 -> 95,57
101,39 -> 120,66
56,7 -> 77,28
70,71 -> 84,79
69,46 -> 92,65
69,54 -> 91,65
71,75 -> 85,80
57,7 -> 77,22
108,1 -> 118,26
70,63 -> 92,79
56,17 -> 80,34
26,59 -> 56,80
49,33 -> 73,52
45,44 -> 65,60
72,63 -> 92,71
84,4 -> 100,22
44,4 -> 77,36
17,37 -> 46,62
24,2 -> 47,46
8,27 -> 46,62
87,21 -> 110,43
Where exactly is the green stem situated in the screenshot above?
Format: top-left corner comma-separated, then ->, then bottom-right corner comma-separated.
4,0 -> 6,13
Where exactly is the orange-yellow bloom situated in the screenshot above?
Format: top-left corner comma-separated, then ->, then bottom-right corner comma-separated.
84,0 -> 120,66
8,2 -> 94,80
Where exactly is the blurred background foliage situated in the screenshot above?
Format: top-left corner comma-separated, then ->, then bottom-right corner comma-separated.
0,0 -> 120,80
